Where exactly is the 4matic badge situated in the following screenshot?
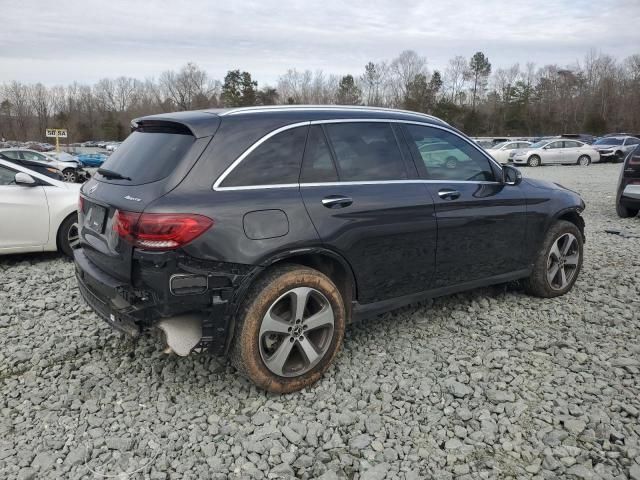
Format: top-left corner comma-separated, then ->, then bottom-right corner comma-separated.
124,195 -> 141,202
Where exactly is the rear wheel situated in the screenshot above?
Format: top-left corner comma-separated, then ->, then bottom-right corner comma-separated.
57,214 -> 79,257
230,264 -> 345,393
62,169 -> 77,182
527,155 -> 541,167
615,151 -> 625,163
616,202 -> 639,218
524,220 -> 583,298
577,155 -> 591,166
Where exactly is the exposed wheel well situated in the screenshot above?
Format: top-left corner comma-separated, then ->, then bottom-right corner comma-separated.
270,253 -> 356,317
557,210 -> 585,242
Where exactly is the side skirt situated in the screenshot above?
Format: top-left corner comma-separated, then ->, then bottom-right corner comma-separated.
352,268 -> 531,321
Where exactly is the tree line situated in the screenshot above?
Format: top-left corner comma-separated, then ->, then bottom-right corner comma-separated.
1,49 -> 639,142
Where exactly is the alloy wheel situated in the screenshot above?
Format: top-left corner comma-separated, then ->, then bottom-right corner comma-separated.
67,222 -> 80,249
546,233 -> 580,290
259,287 -> 334,377
578,155 -> 590,166
63,170 -> 77,182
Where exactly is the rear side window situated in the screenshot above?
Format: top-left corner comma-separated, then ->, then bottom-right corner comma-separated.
221,126 -> 308,187
300,126 -> 338,183
99,130 -> 194,184
324,123 -> 407,181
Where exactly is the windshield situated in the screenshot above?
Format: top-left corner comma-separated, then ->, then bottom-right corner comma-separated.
593,137 -> 623,145
529,141 -> 548,148
98,130 -> 194,184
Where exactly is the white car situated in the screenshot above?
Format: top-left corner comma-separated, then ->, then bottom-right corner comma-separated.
486,141 -> 533,163
509,139 -> 600,166
0,159 -> 80,256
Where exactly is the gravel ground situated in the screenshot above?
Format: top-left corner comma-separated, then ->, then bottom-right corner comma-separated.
1,163 -> 639,480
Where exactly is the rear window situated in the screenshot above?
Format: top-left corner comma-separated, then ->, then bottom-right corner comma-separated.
98,130 -> 194,184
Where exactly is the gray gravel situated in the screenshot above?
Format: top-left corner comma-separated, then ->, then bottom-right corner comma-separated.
1,163 -> 639,479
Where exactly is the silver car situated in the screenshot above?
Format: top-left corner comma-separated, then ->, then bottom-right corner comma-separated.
509,139 -> 600,167
592,136 -> 640,163
0,148 -> 85,182
487,140 -> 533,163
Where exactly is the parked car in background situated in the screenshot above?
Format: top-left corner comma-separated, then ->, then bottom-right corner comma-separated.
560,133 -> 595,144
0,148 -> 86,182
76,153 -> 107,167
487,140 -> 533,163
592,136 -> 640,163
75,106 -> 586,393
616,144 -> 640,218
509,139 -> 599,166
105,142 -> 121,152
0,159 -> 80,256
0,153 -> 64,181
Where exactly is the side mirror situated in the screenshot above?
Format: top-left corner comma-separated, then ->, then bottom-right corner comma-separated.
503,165 -> 522,186
15,172 -> 37,186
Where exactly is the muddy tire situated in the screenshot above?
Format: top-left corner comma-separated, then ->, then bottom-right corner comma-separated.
524,220 -> 583,298
230,264 -> 346,393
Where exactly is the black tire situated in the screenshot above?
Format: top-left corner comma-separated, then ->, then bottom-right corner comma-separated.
524,220 -> 583,298
527,155 -> 541,167
616,202 -> 639,218
57,214 -> 79,257
230,264 -> 346,393
577,155 -> 591,166
62,169 -> 77,183
614,151 -> 625,163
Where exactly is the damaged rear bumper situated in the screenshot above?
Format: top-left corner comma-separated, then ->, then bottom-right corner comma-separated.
74,248 -> 258,355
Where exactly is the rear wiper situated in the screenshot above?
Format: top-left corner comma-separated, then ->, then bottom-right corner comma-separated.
97,168 -> 131,181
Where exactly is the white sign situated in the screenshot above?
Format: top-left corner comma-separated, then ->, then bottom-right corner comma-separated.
45,128 -> 68,138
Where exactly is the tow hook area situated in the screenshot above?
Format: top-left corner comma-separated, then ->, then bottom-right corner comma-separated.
157,314 -> 203,356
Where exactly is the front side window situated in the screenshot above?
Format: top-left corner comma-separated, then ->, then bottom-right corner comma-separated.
221,126 -> 308,187
1,151 -> 20,160
405,125 -> 495,181
300,125 -> 338,183
324,123 -> 407,181
0,165 -> 16,185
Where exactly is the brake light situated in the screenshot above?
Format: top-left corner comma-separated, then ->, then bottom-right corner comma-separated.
113,210 -> 213,250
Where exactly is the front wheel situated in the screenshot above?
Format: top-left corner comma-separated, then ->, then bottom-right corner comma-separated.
62,169 -> 77,182
230,264 -> 345,393
57,214 -> 79,257
614,151 -> 625,163
524,220 -> 583,298
577,155 -> 591,166
527,155 -> 541,167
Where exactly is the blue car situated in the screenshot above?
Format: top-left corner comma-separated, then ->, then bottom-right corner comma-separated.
76,153 -> 107,167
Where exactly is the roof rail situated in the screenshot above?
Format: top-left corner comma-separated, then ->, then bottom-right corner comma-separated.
219,105 -> 446,124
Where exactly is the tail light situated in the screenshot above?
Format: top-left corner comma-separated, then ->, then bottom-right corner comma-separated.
113,210 -> 213,250
629,154 -> 640,165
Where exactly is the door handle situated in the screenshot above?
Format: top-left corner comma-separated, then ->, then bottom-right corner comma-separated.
438,189 -> 461,200
321,195 -> 353,208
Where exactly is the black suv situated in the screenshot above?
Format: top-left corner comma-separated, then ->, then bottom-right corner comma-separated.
616,144 -> 640,217
75,106 -> 586,392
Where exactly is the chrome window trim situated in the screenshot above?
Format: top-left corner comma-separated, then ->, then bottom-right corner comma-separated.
215,179 -> 503,192
213,118 -> 504,191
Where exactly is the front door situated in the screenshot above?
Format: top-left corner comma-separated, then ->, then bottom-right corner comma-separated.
402,124 -> 528,288
0,164 -> 49,250
299,123 -> 438,304
544,141 -> 564,164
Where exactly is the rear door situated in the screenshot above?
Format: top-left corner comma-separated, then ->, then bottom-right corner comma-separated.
299,122 -> 438,304
402,124 -> 527,288
562,141 -> 582,163
0,164 -> 49,250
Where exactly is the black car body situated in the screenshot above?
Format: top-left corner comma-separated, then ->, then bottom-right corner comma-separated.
75,106 -> 586,391
616,144 -> 640,217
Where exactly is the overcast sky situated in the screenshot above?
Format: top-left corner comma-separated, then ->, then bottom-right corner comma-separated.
1,0 -> 639,86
